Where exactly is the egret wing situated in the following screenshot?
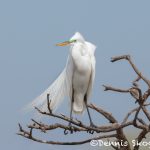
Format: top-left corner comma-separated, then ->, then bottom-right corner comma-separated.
86,42 -> 96,102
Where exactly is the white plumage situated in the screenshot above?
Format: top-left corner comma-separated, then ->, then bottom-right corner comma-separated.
26,32 -> 96,115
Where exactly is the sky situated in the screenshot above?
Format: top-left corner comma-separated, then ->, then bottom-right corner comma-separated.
0,0 -> 150,150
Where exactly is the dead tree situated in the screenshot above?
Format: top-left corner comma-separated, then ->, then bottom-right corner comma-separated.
18,55 -> 150,150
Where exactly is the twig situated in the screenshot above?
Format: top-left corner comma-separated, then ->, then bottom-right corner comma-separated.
103,85 -> 130,93
111,55 -> 150,88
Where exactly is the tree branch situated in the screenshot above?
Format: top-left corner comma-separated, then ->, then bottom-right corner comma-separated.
18,55 -> 150,150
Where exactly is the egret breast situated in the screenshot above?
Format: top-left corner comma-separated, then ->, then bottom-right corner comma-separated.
71,42 -> 92,113
73,56 -> 91,90
72,56 -> 92,113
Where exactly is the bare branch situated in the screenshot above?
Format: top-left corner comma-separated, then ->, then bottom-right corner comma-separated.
88,103 -> 117,123
111,55 -> 150,88
18,124 -> 116,145
18,55 -> 150,150
133,129 -> 149,150
103,85 -> 130,93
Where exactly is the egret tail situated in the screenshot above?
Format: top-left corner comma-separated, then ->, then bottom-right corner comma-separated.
24,55 -> 73,114
25,69 -> 67,113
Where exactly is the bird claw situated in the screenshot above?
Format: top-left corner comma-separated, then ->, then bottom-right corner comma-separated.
64,129 -> 69,135
64,124 -> 74,135
69,126 -> 74,134
87,129 -> 95,134
87,122 -> 99,134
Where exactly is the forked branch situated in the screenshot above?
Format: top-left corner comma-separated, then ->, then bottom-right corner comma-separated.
18,55 -> 150,150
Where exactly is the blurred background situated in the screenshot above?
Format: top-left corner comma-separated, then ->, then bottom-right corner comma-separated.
0,0 -> 150,149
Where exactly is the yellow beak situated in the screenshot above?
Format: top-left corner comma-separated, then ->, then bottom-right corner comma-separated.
56,41 -> 70,46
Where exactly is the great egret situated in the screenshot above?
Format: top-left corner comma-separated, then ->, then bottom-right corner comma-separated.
27,32 -> 96,127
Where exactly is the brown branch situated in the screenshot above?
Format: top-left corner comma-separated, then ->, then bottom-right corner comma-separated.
18,124 -> 116,145
88,103 -> 117,123
141,106 -> 150,121
28,120 -> 86,132
111,55 -> 150,88
122,106 -> 139,124
103,85 -> 130,93
143,89 -> 150,101
133,76 -> 141,84
35,105 -> 134,133
133,129 -> 149,150
18,55 -> 150,150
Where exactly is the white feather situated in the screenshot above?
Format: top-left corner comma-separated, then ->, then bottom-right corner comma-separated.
71,41 -> 96,113
24,53 -> 73,113
24,32 -> 96,116
85,42 -> 96,102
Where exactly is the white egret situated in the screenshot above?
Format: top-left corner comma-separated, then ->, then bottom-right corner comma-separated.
27,32 -> 96,127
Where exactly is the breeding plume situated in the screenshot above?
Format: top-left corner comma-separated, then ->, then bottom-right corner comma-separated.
27,32 -> 96,126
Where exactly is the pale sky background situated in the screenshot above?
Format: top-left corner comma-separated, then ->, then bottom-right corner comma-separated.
0,0 -> 150,150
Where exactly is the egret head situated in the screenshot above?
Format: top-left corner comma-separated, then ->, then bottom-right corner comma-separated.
56,32 -> 85,46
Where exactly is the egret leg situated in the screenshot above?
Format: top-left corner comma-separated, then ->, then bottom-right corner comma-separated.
84,95 -> 96,127
86,104 -> 94,126
68,89 -> 74,133
85,103 -> 97,134
69,97 -> 73,127
64,90 -> 74,135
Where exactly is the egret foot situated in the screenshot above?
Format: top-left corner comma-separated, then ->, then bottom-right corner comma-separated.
87,122 -> 100,134
68,122 -> 74,134
64,122 -> 74,135
90,122 -> 97,128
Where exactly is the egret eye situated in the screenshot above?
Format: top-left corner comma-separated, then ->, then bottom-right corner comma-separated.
69,39 -> 77,43
73,40 -> 77,43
